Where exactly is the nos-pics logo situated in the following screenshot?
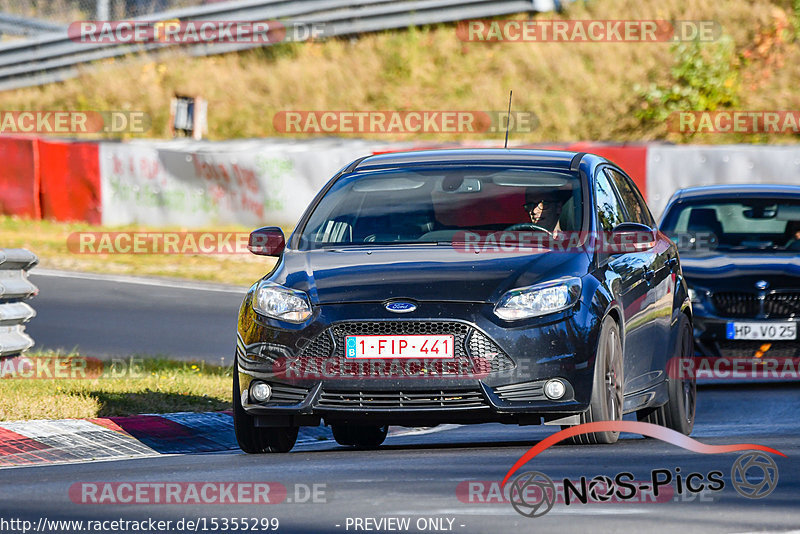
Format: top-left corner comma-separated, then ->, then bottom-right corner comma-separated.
503,421 -> 782,518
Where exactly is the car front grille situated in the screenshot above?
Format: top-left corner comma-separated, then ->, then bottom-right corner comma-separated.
765,293 -> 800,317
712,291 -> 800,319
316,388 -> 488,410
294,321 -> 515,377
716,340 -> 800,359
712,293 -> 759,318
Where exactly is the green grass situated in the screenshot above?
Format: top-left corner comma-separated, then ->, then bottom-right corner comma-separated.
0,0 -> 796,143
0,351 -> 233,421
1,215 -> 282,286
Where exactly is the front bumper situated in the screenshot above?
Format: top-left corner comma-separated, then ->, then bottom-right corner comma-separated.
236,300 -> 600,426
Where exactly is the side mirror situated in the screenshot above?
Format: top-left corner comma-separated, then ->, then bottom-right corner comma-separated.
248,227 -> 285,257
609,222 -> 657,253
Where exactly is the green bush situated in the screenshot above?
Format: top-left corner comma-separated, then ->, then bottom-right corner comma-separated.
636,36 -> 739,124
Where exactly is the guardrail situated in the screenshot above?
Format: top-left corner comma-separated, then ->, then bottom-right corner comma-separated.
0,0 -> 556,90
0,13 -> 66,37
0,249 -> 38,359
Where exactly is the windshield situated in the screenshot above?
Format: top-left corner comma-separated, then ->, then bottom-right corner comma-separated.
298,166 -> 584,249
661,197 -> 800,253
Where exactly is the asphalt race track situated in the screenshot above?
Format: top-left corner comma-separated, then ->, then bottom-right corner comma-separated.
10,271 -> 799,533
0,384 -> 797,533
27,271 -> 246,365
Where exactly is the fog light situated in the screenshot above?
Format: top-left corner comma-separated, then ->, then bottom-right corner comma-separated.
544,379 -> 566,400
250,381 -> 272,402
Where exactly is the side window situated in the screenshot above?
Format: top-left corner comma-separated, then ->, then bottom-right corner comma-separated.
606,169 -> 655,227
595,169 -> 626,231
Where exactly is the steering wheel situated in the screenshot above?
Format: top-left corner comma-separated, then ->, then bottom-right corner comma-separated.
504,223 -> 553,236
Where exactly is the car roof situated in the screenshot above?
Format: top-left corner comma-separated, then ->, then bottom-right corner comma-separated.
354,148 -> 585,172
672,184 -> 800,202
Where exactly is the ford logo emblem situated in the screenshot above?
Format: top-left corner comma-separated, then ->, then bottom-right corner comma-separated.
385,301 -> 417,313
755,280 -> 769,290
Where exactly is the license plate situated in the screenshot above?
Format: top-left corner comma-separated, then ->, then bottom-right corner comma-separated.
726,322 -> 797,340
345,335 -> 455,359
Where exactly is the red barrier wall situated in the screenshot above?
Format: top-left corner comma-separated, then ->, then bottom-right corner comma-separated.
0,137 -> 40,218
38,139 -> 101,224
0,136 -> 650,225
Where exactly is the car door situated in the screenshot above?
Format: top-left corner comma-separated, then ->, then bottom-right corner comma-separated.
594,167 -> 654,391
605,167 -> 673,389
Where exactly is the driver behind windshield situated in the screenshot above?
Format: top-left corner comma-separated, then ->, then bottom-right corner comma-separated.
522,193 -> 565,234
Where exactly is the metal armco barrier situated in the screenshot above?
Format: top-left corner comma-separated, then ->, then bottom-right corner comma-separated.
0,0 -> 558,90
0,249 -> 38,359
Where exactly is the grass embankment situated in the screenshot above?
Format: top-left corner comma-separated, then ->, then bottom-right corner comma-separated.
0,351 -> 232,421
0,215 -> 281,286
0,0 -> 796,143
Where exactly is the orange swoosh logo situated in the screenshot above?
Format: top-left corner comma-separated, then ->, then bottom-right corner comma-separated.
501,420 -> 785,487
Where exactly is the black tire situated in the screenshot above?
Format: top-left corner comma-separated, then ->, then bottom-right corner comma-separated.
331,424 -> 388,449
233,361 -> 298,453
562,316 -> 624,445
637,314 -> 696,435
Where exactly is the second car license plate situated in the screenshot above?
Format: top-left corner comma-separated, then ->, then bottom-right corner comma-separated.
726,322 -> 797,340
345,335 -> 455,359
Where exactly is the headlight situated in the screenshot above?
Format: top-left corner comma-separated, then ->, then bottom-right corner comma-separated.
494,277 -> 582,320
687,287 -> 708,304
253,281 -> 312,323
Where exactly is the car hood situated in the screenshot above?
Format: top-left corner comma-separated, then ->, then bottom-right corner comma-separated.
680,252 -> 800,291
273,246 -> 589,304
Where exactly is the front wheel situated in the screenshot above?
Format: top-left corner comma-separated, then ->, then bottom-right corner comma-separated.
562,316 -> 624,444
637,314 -> 696,435
233,360 -> 298,453
332,424 -> 388,449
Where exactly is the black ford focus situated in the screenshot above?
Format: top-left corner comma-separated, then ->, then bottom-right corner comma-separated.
234,149 -> 694,453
